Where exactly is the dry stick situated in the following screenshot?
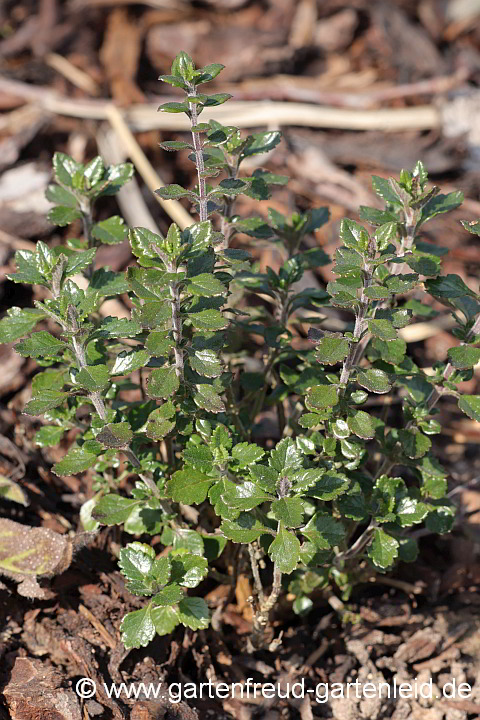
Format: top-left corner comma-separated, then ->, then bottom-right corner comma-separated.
222,68 -> 469,109
45,52 -> 100,96
0,77 -> 442,133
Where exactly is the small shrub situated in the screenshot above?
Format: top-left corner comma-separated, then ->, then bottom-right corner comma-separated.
2,51 -> 479,650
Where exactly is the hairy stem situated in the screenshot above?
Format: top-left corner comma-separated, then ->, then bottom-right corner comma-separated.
188,90 -> 208,223
339,260 -> 372,386
424,313 -> 480,413
249,523 -> 283,649
248,543 -> 265,604
169,274 -> 184,381
79,199 -> 96,281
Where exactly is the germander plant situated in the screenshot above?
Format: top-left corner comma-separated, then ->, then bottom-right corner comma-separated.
1,51 -> 480,650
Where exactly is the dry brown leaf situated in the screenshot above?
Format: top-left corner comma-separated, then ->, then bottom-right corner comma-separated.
100,8 -> 145,105
0,518 -> 73,598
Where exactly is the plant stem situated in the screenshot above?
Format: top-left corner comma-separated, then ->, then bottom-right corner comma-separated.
339,260 -> 372,386
168,268 -> 184,381
424,313 -> 480,413
249,524 -> 283,649
79,198 -> 96,281
248,543 -> 265,604
188,90 -> 208,223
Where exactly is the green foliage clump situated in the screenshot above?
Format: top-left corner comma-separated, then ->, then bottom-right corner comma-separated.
1,51 -> 479,649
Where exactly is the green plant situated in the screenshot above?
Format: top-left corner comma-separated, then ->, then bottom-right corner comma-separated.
2,51 -> 479,650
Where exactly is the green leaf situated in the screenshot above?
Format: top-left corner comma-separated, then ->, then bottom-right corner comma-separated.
16,332 -> 65,358
447,346 -> 480,369
306,384 -> 338,411
371,338 -> 406,365
289,468 -> 324,493
223,481 -> 273,511
93,494 -> 140,525
188,309 -> 228,331
75,364 -> 110,392
186,273 -> 225,297
65,248 -> 97,276
160,140 -> 192,151
363,285 -> 391,300
426,274 -> 477,300
7,249 -> 45,285
461,219 -> 480,236
145,331 -> 174,357
339,219 -> 369,254
306,473 -> 349,501
167,469 -> 215,504
189,349 -> 222,378
396,497 -> 429,527
425,504 -> 455,534
398,429 -> 431,459
178,597 -> 210,630
0,307 -> 44,343
231,442 -> 265,468
45,183 -> 77,207
420,191 -> 463,224
96,422 -> 133,449
313,335 -> 350,365
406,251 -> 441,277
118,542 -> 158,595
84,156 -> 105,186
249,465 -> 278,493
220,514 -> 268,543
53,445 -> 100,476
241,131 -> 282,158
111,349 -> 151,375
24,390 -> 68,416
371,175 -> 403,205
368,319 -> 397,341
195,62 -> 225,83
271,498 -> 305,527
170,554 -> 208,587
368,529 -> 399,569
53,152 -> 81,188
151,606 -> 180,635
92,216 -> 127,245
347,411 -> 375,439
302,513 -> 345,549
458,395 -> 480,421
269,437 -> 303,473
34,425 -> 65,447
47,206 -> 82,226
147,366 -> 179,398
152,584 -> 184,606
268,524 -> 301,574
93,316 -> 142,339
146,406 -> 175,440
356,368 -> 391,394
155,184 -> 193,199
121,605 -> 155,649
193,384 -> 225,413
90,268 -> 129,296
397,537 -> 419,563
172,528 -> 204,556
